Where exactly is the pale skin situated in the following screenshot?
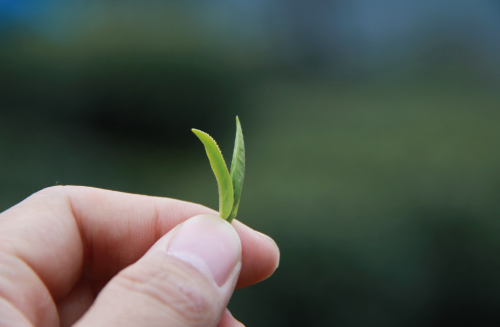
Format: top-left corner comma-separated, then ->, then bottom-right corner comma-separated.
0,186 -> 280,327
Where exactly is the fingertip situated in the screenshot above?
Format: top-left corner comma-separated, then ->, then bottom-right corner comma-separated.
231,220 -> 280,289
165,215 -> 241,287
251,228 -> 280,270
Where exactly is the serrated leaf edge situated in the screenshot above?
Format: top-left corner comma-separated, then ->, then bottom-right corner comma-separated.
192,128 -> 234,219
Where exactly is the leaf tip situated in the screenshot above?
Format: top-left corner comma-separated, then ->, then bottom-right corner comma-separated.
192,128 -> 206,139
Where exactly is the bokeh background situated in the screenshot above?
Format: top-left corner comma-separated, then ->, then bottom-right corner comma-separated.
2,0 -> 500,325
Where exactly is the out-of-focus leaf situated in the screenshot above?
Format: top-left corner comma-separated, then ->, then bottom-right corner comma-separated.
228,116 -> 245,222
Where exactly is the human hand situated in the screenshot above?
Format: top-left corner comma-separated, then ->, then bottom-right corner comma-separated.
0,186 -> 279,327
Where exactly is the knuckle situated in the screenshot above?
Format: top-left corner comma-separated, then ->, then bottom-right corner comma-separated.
115,261 -> 217,326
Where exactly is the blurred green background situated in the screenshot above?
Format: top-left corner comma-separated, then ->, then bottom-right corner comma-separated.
2,1 -> 500,325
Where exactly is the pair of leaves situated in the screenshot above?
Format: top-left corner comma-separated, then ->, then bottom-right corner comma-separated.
192,117 -> 245,222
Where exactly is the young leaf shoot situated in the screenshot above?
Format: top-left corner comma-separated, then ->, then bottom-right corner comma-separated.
192,117 -> 245,222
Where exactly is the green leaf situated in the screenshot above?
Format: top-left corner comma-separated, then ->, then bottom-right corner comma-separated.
192,129 -> 234,219
227,116 -> 245,222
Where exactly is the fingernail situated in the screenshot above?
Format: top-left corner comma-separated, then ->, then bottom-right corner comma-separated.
166,215 -> 241,286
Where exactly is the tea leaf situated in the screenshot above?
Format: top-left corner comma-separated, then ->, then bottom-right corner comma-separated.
192,129 -> 234,219
227,116 -> 245,222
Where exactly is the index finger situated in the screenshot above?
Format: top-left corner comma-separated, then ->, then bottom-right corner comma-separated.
0,186 -> 279,301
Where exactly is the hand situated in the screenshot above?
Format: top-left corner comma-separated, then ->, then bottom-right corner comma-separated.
0,186 -> 279,327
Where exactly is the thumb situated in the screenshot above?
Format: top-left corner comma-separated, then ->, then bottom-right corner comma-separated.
75,215 -> 242,327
